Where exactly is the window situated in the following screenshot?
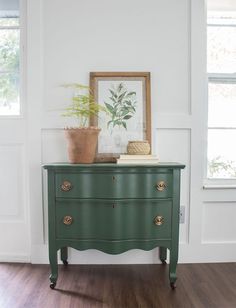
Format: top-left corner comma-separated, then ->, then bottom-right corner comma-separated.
0,0 -> 20,116
207,12 -> 236,179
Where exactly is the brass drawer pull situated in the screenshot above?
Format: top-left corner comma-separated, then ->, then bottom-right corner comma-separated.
156,181 -> 166,191
61,181 -> 72,192
154,215 -> 164,226
63,216 -> 73,225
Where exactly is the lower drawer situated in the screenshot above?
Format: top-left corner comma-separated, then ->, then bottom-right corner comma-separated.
55,200 -> 172,240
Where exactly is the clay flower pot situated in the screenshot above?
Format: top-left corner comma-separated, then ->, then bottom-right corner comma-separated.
65,127 -> 101,163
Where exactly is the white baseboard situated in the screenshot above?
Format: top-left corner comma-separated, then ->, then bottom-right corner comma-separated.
179,243 -> 236,263
30,244 -> 162,264
0,253 -> 30,263
2,243 -> 236,264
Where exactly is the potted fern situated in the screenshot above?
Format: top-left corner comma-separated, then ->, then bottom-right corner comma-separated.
62,84 -> 105,163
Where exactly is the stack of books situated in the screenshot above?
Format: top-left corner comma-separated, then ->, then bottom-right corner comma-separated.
116,154 -> 159,164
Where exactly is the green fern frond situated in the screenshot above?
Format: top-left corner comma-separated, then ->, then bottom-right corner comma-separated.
61,83 -> 106,127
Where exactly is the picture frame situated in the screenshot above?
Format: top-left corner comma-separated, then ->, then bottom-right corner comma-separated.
90,72 -> 151,162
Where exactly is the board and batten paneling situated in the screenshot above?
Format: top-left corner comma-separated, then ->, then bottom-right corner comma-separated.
202,202 -> 236,244
0,145 -> 24,217
0,144 -> 30,261
155,128 -> 191,245
24,0 -> 236,263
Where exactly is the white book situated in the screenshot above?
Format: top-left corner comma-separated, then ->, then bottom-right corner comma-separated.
116,159 -> 159,165
119,154 -> 158,160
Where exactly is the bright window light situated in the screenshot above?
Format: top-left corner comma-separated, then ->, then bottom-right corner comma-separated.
0,5 -> 20,116
207,12 -> 236,179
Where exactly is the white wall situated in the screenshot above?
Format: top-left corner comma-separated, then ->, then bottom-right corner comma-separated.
23,0 -> 236,263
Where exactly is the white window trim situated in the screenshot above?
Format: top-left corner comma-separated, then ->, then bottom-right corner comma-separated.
208,74 -> 236,83
0,0 -> 26,119
203,184 -> 236,189
206,12 -> 236,184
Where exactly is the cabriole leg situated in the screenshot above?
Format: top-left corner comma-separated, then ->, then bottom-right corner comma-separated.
159,247 -> 167,264
49,248 -> 58,289
169,248 -> 178,289
61,247 -> 68,265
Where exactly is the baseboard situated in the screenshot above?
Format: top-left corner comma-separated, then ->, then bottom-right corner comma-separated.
30,244 -> 162,264
5,243 -> 236,264
0,254 -> 30,263
179,243 -> 236,263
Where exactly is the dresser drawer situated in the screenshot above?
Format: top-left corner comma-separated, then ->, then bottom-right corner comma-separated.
55,200 -> 172,240
55,172 -> 173,199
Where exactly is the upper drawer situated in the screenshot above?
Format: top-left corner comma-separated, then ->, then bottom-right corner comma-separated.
55,172 -> 173,199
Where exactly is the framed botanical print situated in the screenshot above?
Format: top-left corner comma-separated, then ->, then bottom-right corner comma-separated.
90,72 -> 151,162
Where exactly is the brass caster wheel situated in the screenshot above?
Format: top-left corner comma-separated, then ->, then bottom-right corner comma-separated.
170,282 -> 176,290
63,260 -> 68,265
50,282 -> 56,289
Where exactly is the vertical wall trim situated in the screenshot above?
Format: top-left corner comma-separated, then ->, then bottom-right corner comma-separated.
188,0 -> 192,116
189,0 -> 208,245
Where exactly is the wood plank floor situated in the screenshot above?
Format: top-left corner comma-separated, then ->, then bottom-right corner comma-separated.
0,263 -> 236,308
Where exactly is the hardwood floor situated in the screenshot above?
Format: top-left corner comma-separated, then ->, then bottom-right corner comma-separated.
0,263 -> 236,308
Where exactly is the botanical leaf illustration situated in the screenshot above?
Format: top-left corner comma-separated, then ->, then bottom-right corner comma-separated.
104,83 -> 137,131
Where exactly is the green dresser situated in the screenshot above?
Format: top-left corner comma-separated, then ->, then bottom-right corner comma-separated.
43,163 -> 185,289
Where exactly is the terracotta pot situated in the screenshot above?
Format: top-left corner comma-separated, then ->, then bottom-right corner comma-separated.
65,127 -> 101,163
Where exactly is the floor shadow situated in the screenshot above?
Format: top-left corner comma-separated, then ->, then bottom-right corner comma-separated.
55,288 -> 104,304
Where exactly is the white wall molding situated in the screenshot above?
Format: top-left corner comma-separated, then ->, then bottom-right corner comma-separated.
0,254 -> 30,263
0,144 -> 25,221
203,189 -> 236,202
202,201 -> 236,244
31,242 -> 236,264
27,0 -> 45,251
23,0 -> 236,264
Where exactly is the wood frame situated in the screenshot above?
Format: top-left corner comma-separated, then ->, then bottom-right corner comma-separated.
90,72 -> 151,162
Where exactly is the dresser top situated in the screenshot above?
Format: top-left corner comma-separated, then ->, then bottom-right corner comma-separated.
43,162 -> 185,170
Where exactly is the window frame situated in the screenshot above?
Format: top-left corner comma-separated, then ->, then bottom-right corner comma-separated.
0,0 -> 26,118
206,12 -> 236,181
